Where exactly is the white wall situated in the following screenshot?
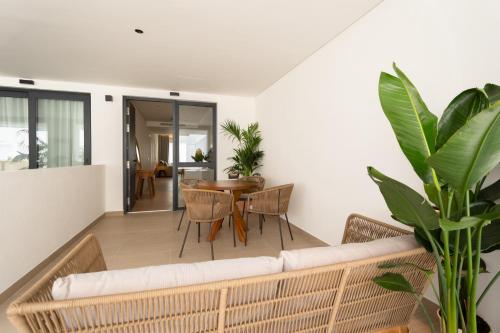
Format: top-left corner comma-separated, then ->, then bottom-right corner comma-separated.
0,76 -> 255,212
0,165 -> 105,293
256,0 -> 500,329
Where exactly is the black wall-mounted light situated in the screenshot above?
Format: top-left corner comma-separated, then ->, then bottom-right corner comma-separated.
19,79 -> 35,85
134,29 -> 144,34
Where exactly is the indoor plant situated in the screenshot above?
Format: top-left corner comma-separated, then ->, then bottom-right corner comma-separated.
369,63 -> 499,333
191,148 -> 209,162
221,119 -> 264,177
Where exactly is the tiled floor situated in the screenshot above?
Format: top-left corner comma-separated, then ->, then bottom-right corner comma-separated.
0,211 -> 437,332
131,177 -> 174,212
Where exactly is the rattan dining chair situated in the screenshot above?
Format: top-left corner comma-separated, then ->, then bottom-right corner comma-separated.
179,189 -> 233,260
229,176 -> 266,229
239,175 -> 265,215
177,179 -> 199,231
246,184 -> 294,250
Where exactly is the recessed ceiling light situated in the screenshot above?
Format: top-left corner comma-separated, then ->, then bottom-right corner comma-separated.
134,29 -> 144,34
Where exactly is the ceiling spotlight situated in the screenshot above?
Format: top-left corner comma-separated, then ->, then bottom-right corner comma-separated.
134,29 -> 144,34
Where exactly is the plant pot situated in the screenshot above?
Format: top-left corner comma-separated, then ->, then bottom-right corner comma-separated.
437,310 -> 490,333
228,172 -> 239,179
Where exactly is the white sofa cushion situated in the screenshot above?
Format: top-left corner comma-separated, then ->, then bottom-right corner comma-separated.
280,234 -> 420,271
52,256 -> 283,300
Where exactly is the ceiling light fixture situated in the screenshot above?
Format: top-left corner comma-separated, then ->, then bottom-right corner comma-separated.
134,28 -> 144,34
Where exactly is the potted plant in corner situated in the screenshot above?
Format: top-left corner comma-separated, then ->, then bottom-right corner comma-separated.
369,63 -> 499,333
221,120 -> 264,178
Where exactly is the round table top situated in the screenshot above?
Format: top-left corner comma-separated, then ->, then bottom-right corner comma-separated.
197,179 -> 258,191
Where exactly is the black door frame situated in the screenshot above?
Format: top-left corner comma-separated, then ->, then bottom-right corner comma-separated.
122,96 -> 217,213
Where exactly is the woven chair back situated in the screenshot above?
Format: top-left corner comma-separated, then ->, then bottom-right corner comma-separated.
248,184 -> 293,215
183,189 -> 232,223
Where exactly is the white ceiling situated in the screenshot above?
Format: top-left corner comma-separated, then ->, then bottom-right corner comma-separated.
131,100 -> 213,128
0,0 -> 382,96
131,100 -> 173,122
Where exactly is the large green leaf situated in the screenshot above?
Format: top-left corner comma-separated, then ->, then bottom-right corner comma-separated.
373,273 -> 416,293
378,64 -> 438,184
481,221 -> 500,253
427,104 -> 500,205
436,88 -> 489,149
439,217 -> 490,232
378,262 -> 433,276
479,180 -> 500,201
368,166 -> 439,230
484,83 -> 500,104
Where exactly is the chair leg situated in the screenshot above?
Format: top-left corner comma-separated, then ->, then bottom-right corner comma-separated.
277,216 -> 284,250
245,212 -> 249,246
259,214 -> 263,235
285,213 -> 294,241
209,222 -> 215,260
177,209 -> 185,231
231,215 -> 236,247
197,222 -> 201,243
179,220 -> 192,258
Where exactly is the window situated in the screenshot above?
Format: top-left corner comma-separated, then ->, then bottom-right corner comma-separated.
0,88 -> 90,170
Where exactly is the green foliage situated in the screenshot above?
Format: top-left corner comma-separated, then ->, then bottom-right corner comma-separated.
373,272 -> 416,293
368,167 -> 439,230
370,64 -> 499,333
221,120 -> 264,176
427,104 -> 500,207
191,148 -> 209,163
378,63 -> 437,184
436,88 -> 489,149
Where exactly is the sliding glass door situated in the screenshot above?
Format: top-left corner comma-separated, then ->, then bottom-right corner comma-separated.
123,98 -> 216,212
173,101 -> 217,210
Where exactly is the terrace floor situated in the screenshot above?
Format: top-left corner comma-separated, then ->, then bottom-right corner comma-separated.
0,211 -> 438,332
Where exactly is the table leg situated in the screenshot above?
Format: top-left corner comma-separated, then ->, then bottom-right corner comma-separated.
231,191 -> 247,243
207,190 -> 247,243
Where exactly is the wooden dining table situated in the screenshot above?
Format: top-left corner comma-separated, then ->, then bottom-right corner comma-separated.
197,179 -> 258,243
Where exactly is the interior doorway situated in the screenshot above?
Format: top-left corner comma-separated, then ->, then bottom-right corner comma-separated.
123,97 -> 217,213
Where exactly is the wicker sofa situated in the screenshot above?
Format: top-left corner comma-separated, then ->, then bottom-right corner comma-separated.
7,214 -> 434,333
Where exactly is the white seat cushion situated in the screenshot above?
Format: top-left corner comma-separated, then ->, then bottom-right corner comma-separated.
52,256 -> 283,300
280,235 -> 420,271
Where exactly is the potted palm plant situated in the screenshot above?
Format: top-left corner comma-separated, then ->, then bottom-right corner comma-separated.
369,63 -> 499,333
221,120 -> 264,178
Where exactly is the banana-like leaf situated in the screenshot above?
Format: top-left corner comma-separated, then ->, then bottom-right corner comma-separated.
368,166 -> 439,230
378,262 -> 433,275
436,88 -> 489,149
415,226 -> 442,253
373,272 -> 416,293
439,217 -> 491,232
484,83 -> 500,104
479,180 -> 500,201
482,221 -> 500,253
427,104 -> 500,205
378,64 -> 438,184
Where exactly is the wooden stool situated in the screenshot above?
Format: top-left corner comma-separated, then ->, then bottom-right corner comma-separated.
136,170 -> 156,198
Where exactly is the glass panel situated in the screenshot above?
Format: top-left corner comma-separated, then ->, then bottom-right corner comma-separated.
178,105 -> 214,163
37,99 -> 84,168
177,166 -> 215,208
0,96 -> 29,171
